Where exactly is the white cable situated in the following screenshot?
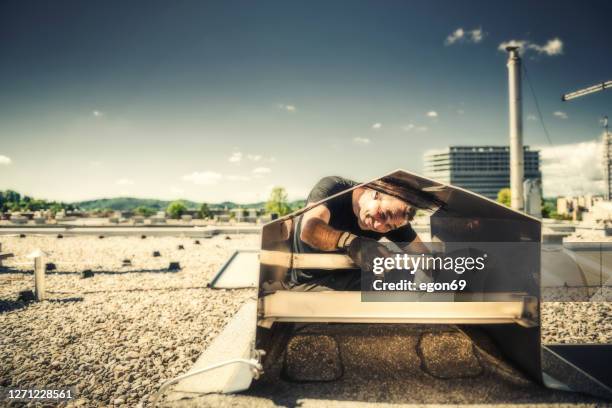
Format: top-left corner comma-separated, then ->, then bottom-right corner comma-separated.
151,358 -> 262,407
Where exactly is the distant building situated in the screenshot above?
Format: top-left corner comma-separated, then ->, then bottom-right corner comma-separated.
557,194 -> 604,221
423,145 -> 541,200
229,208 -> 260,223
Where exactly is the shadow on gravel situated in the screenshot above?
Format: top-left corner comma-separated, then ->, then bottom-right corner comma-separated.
79,269 -> 181,275
45,286 -> 213,296
0,268 -> 33,275
1,268 -> 181,275
47,297 -> 84,303
0,299 -> 27,313
0,297 -> 84,314
79,286 -> 211,294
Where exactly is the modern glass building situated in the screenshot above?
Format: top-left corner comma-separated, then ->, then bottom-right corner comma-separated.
423,146 -> 541,200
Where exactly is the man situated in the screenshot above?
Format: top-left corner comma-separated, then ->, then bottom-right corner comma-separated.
290,176 -> 429,290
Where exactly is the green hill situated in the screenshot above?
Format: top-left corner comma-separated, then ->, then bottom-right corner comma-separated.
0,188 -> 305,213
73,197 -> 306,212
75,197 -> 200,211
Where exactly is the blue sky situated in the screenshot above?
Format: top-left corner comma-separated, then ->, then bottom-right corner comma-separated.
1,0 -> 611,202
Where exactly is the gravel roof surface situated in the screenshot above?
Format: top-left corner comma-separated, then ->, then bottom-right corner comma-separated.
1,234 -> 610,407
0,234 -> 258,407
167,323 -> 610,408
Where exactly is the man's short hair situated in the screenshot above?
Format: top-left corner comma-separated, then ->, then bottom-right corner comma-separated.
367,176 -> 443,214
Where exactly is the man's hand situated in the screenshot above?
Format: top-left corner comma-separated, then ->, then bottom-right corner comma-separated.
342,236 -> 393,273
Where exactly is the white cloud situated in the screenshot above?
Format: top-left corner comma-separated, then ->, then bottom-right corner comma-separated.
252,167 -> 271,175
498,39 -> 528,51
278,104 -> 296,113
182,171 -> 223,185
170,186 -> 184,194
526,114 -> 538,121
402,124 -> 428,132
470,28 -> 484,43
371,122 -> 382,130
530,38 -> 563,56
228,152 -> 243,163
353,137 -> 371,145
116,178 -> 134,185
445,27 -> 485,45
426,111 -> 438,118
92,110 -> 104,117
0,155 -> 12,165
230,152 -> 265,163
553,111 -> 568,119
226,175 -> 251,181
445,28 -> 464,45
538,140 -> 604,197
498,38 -> 563,56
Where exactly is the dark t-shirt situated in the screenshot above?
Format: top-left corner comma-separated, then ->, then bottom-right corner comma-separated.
291,176 -> 417,284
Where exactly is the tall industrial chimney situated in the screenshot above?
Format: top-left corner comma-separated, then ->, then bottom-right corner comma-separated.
506,46 -> 524,211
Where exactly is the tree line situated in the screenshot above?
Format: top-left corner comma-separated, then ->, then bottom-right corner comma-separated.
0,187 -> 304,218
0,190 -> 76,213
163,187 -> 303,219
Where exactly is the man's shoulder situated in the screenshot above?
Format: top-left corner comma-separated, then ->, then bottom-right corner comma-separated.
313,176 -> 359,192
308,176 -> 359,202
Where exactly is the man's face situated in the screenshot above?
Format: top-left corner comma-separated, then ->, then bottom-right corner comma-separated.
357,189 -> 410,233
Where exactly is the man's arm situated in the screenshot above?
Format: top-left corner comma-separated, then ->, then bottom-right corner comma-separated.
299,204 -> 343,251
387,222 -> 429,254
300,203 -> 399,274
402,235 -> 430,254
